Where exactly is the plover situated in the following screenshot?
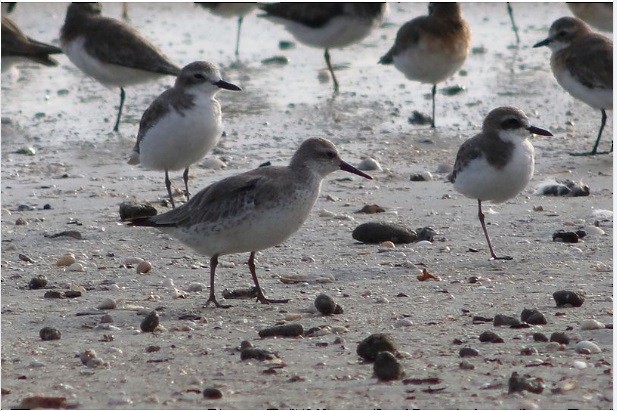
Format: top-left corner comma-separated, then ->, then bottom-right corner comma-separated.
259,3 -> 387,93
127,137 -> 372,308
2,16 -> 63,72
380,3 -> 471,128
567,3 -> 613,32
196,3 -> 257,57
449,107 -> 552,260
534,16 -> 612,155
128,61 -> 241,209
60,2 -> 181,132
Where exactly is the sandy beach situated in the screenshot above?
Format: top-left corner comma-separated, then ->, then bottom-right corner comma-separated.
1,3 -> 613,409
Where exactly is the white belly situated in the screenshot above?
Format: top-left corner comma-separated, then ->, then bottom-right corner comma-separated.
393,40 -> 467,84
62,37 -> 164,87
139,97 -> 222,171
554,68 -> 612,110
454,140 -> 534,203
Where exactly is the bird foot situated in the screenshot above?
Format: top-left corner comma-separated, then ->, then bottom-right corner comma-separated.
205,295 -> 231,309
490,255 -> 513,261
256,294 -> 290,305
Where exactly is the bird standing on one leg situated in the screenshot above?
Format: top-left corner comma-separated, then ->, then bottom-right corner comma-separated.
195,3 -> 257,58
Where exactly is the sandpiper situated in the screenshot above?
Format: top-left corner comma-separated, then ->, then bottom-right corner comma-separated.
258,3 -> 387,93
128,61 -> 241,209
534,17 -> 612,156
60,2 -> 181,132
567,3 -> 613,32
380,3 -> 471,128
196,3 -> 257,57
2,16 -> 63,72
127,138 -> 372,308
449,107 -> 553,260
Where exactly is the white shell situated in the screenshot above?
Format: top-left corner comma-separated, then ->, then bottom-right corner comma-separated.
580,319 -> 604,330
575,341 -> 601,354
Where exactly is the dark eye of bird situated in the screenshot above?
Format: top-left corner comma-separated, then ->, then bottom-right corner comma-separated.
501,118 -> 521,129
326,151 -> 336,159
194,73 -> 206,80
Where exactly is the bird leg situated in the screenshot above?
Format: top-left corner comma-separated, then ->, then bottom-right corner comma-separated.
205,255 -> 231,308
506,3 -> 520,44
570,109 -> 610,156
165,169 -> 176,209
113,87 -> 126,132
235,16 -> 244,57
183,167 -> 190,201
478,199 -> 512,260
324,48 -> 339,94
248,252 -> 289,304
431,84 -> 437,128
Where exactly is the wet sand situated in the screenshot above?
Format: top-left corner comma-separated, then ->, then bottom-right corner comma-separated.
1,3 -> 613,409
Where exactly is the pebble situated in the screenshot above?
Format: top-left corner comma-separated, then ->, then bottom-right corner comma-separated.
124,257 -> 144,266
393,318 -> 413,328
314,293 -> 336,315
553,290 -> 585,307
459,360 -> 475,370
356,204 -> 385,214
479,331 -> 504,343
459,347 -> 479,357
136,261 -> 152,274
39,327 -> 61,341
549,332 -> 569,345
140,311 -> 160,333
357,333 -> 398,362
508,372 -> 544,394
258,323 -> 303,338
28,275 -> 48,290
520,346 -> 539,356
436,163 -> 453,174
493,314 -> 520,327
575,341 -> 601,354
19,253 -> 35,263
118,201 -> 157,221
532,333 -> 548,342
373,351 -> 404,381
552,230 -> 581,243
352,222 -> 417,244
416,227 -> 437,242
317,69 -> 331,82
553,379 -> 576,394
100,314 -> 113,323
55,253 -> 76,267
68,262 -> 85,272
278,40 -> 295,50
580,319 -> 604,330
408,110 -> 432,125
240,347 -> 277,361
187,283 -> 205,292
202,387 -> 223,399
409,171 -> 432,182
15,217 -> 28,226
378,241 -> 396,249
521,309 -> 547,325
200,157 -> 227,170
79,349 -> 97,365
357,158 -> 382,171
572,360 -> 587,369
97,298 -> 117,310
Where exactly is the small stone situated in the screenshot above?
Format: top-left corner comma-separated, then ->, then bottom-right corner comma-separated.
408,110 -> 432,125
479,331 -> 504,343
378,241 -> 395,249
459,347 -> 479,357
140,311 -> 160,333
409,171 -> 432,182
39,327 -> 61,341
574,341 -> 601,354
508,372 -> 544,394
14,146 -> 36,156
314,293 -> 336,315
580,319 -> 604,330
240,348 -> 276,361
393,318 -> 413,328
357,158 -> 382,171
356,204 -> 385,214
68,263 -> 85,272
373,351 -> 404,381
187,283 -> 205,292
261,55 -> 288,65
28,275 -> 48,290
524,310 -> 547,325
278,40 -> 295,50
520,346 -> 538,356
532,333 -> 548,342
19,253 -> 35,263
118,201 -> 157,221
553,290 -> 585,307
549,332 -> 569,345
258,323 -> 303,338
97,298 -> 117,310
357,333 -> 398,362
493,314 -> 520,327
202,387 -> 223,399
333,304 -> 344,314
415,227 -> 436,242
459,360 -> 475,370
352,222 -> 417,244
136,261 -> 152,274
552,230 -> 580,243
55,253 -> 76,267
572,360 -> 587,369
79,350 -> 97,365
100,314 -> 113,323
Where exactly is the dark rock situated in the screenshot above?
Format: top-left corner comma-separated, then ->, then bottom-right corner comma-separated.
314,293 -> 336,315
552,230 -> 580,243
553,290 -> 585,307
119,201 -> 158,221
258,161 -> 271,168
28,275 -> 48,290
43,290 -> 63,299
520,346 -> 538,356
140,310 -> 160,333
508,372 -> 544,394
357,333 -> 398,362
409,172 -> 431,182
352,222 -> 417,244
472,316 -> 494,324
222,287 -> 258,299
278,40 -> 295,50
441,85 -> 466,96
240,348 -> 276,361
521,309 -> 547,325
64,290 -> 82,298
202,387 -> 223,399
493,314 -> 521,327
333,304 -> 344,314
258,323 -> 303,338
575,230 -> 587,239
373,351 -> 404,381
416,227 -> 437,242
261,55 -> 289,65
550,332 -> 569,345
408,110 -> 432,125
459,347 -> 479,357
479,331 -> 504,343
45,230 -> 82,240
43,204 -> 52,210
356,204 -> 385,214
533,332 -> 548,342
39,327 -> 61,341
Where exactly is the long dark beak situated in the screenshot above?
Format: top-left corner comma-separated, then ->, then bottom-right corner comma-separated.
533,38 -> 551,48
527,125 -> 553,136
339,160 -> 373,180
214,80 -> 241,91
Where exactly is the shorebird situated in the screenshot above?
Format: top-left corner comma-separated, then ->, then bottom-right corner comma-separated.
567,3 -> 613,32
128,61 -> 241,209
533,17 -> 612,156
60,2 -> 181,132
258,3 -> 387,93
196,3 -> 257,57
379,3 -> 471,128
449,107 -> 552,260
2,16 -> 63,72
127,138 -> 372,308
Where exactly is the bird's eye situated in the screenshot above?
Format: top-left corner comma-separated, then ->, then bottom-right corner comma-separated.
325,151 -> 336,159
194,73 -> 206,80
501,118 -> 521,129
556,30 -> 568,38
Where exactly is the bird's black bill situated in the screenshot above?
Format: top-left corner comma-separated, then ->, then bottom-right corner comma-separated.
527,125 -> 553,136
533,38 -> 551,48
339,161 -> 372,179
214,80 -> 241,91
